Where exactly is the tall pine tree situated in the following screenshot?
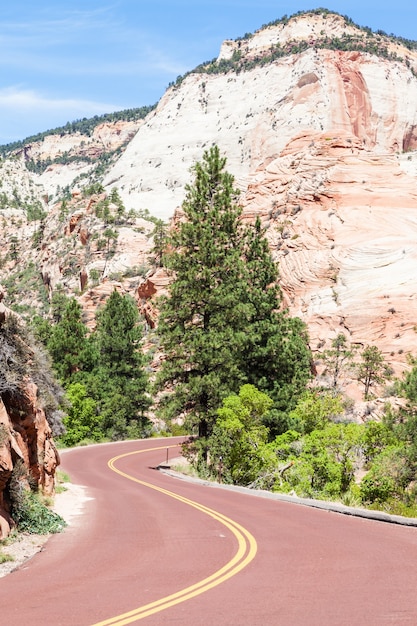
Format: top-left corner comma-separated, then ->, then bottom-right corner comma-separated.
156,146 -> 312,441
156,146 -> 250,438
47,298 -> 90,382
93,290 -> 151,439
242,217 -> 312,436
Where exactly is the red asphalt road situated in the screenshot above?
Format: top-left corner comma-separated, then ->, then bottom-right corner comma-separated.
1,438 -> 417,625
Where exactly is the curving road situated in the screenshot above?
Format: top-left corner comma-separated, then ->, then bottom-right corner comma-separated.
1,438 -> 417,625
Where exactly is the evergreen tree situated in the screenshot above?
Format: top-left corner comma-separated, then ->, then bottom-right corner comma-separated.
47,298 -> 90,381
93,290 -> 150,439
156,145 -> 311,441
319,332 -> 356,390
356,345 -> 392,400
157,146 -> 250,438
242,217 -> 312,434
150,219 -> 169,267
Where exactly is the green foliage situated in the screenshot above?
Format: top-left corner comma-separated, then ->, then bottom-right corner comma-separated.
26,202 -> 47,222
156,146 -> 311,443
47,298 -> 90,381
12,490 -> 67,534
90,290 -> 151,439
241,218 -> 312,435
84,182 -> 105,197
319,333 -> 356,389
109,187 -> 126,222
45,291 -> 151,443
1,262 -> 50,313
400,355 -> 417,405
61,383 -> 102,446
88,268 -> 101,285
180,350 -> 417,513
203,386 -> 363,497
169,10 -> 417,90
361,421 -> 396,464
59,199 -> 69,222
360,445 -> 413,504
0,105 -> 157,158
156,145 -> 252,439
150,219 -> 169,267
51,290 -> 70,323
287,390 -> 344,434
207,385 -> 274,484
355,345 -> 392,399
0,551 -> 14,564
273,422 -> 363,498
8,460 -> 66,534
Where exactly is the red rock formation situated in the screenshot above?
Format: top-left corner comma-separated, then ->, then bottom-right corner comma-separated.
137,268 -> 170,328
0,288 -> 60,538
65,211 -> 84,235
0,388 -> 60,537
242,129 -> 417,376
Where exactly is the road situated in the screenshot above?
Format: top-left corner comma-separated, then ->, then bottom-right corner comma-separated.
1,438 -> 417,625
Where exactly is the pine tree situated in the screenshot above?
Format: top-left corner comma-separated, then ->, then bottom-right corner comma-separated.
93,290 -> 150,439
150,219 -> 169,267
241,217 -> 312,435
156,146 -> 250,438
356,345 -> 392,400
47,298 -> 90,381
156,146 -> 312,440
319,332 -> 356,390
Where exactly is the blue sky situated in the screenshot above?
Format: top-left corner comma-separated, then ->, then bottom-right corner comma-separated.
1,1 -> 416,145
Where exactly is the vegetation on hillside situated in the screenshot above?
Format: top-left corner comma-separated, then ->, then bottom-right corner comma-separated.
33,290 -> 151,443
8,459 -> 66,534
24,143 -> 127,178
0,314 -> 65,437
169,8 -> 417,89
0,185 -> 148,320
184,372 -> 417,516
0,313 -> 67,534
0,105 -> 156,158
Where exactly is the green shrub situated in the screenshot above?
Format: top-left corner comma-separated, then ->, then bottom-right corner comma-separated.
12,491 -> 67,535
360,445 -> 412,504
0,551 -> 14,564
8,460 -> 66,534
360,471 -> 395,504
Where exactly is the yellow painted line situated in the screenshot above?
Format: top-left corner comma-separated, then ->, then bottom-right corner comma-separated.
91,444 -> 257,626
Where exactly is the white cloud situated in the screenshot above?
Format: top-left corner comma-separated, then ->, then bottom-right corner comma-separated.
0,86 -> 121,114
0,86 -> 126,142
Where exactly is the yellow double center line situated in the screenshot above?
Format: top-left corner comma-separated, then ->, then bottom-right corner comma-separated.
92,444 -> 257,625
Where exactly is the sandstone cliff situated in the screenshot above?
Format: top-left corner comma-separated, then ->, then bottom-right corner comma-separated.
1,9 -> 417,384
104,12 -> 417,375
0,286 -> 62,538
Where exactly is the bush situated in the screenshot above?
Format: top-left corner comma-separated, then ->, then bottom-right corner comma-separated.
360,445 -> 413,503
12,491 -> 67,534
360,471 -> 396,504
8,460 -> 66,534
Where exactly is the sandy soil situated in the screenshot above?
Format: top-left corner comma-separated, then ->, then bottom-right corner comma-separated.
0,483 -> 91,578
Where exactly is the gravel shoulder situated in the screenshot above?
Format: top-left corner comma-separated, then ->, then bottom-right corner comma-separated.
0,482 -> 90,578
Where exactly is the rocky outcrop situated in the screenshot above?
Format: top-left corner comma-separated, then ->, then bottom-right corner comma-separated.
23,120 -> 144,203
0,287 -> 60,538
137,267 -> 171,328
101,16 -> 417,220
241,129 -> 417,371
